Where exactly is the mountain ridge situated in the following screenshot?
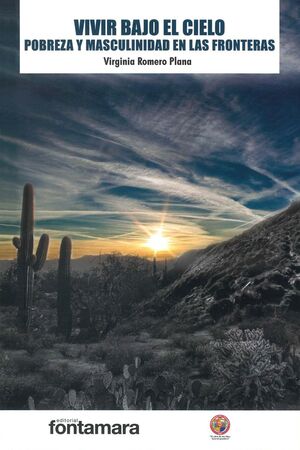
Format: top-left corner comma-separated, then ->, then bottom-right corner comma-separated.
135,201 -> 300,332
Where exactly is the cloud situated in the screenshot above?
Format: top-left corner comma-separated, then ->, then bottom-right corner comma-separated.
0,2 -> 300,257
281,0 -> 300,73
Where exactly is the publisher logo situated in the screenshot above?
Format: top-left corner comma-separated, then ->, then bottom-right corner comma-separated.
48,419 -> 139,435
210,415 -> 230,436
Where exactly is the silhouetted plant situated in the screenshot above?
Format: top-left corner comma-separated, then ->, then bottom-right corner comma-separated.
12,184 -> 49,331
57,237 -> 72,339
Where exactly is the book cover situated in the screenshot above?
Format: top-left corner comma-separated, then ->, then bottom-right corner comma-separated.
0,0 -> 299,448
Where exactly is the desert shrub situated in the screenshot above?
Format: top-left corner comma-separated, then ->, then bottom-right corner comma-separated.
211,327 -> 227,340
87,344 -> 108,362
194,342 -> 212,359
245,304 -> 263,317
263,319 -> 291,346
243,261 -> 269,277
210,279 -> 232,300
263,319 -> 299,347
189,343 -> 215,377
24,338 -> 43,355
222,309 -> 243,326
58,344 -> 73,358
105,347 -> 142,375
171,335 -> 203,364
211,328 -> 287,409
171,334 -> 187,348
8,354 -> 45,374
0,329 -> 27,350
112,323 -> 137,336
0,264 -> 17,306
140,351 -> 185,377
197,360 -> 212,377
0,351 -> 11,374
172,334 -> 197,350
40,362 -> 87,391
0,329 -> 56,354
72,253 -> 157,339
40,334 -> 56,349
239,317 -> 262,330
95,338 -> 155,376
56,343 -> 82,359
36,269 -> 57,293
113,316 -> 154,336
171,336 -> 215,367
235,287 -> 262,307
0,374 -> 46,409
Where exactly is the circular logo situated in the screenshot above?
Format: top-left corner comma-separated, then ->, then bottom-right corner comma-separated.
210,415 -> 230,435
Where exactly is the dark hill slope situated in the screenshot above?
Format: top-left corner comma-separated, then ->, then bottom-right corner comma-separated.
139,202 -> 300,331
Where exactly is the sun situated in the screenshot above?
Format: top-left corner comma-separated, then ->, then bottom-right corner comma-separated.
146,229 -> 169,253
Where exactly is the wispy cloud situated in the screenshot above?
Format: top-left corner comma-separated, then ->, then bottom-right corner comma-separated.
0,1 -> 299,258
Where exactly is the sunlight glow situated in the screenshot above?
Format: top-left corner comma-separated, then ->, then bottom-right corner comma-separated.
146,229 -> 169,253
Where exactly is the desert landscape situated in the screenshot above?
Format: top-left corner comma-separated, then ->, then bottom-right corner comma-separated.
0,184 -> 299,410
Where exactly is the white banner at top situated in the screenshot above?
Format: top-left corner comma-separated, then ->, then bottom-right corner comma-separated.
19,0 -> 280,74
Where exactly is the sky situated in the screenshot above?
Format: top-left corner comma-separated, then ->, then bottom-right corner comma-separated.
0,0 -> 300,259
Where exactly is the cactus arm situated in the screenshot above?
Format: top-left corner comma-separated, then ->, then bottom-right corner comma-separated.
12,237 -> 21,249
30,255 -> 37,266
20,183 -> 34,262
33,234 -> 49,271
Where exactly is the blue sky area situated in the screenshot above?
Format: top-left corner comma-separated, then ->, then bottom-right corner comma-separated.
0,0 -> 300,258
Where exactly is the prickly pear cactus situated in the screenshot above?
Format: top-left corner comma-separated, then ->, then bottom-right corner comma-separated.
28,389 -> 92,410
103,371 -> 113,390
12,184 -> 49,331
102,362 -> 144,410
68,389 -> 77,408
101,357 -> 204,410
28,396 -> 35,410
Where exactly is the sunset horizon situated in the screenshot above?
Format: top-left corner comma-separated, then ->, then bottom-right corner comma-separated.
0,194 -> 226,260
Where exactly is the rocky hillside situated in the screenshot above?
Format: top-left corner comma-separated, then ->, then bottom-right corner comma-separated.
139,201 -> 300,331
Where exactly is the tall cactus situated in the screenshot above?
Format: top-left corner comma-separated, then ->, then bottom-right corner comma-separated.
162,257 -> 168,282
152,255 -> 157,278
57,236 -> 72,339
12,183 -> 49,331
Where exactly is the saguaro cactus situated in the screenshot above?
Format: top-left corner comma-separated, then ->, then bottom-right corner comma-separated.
12,183 -> 49,331
163,258 -> 168,280
57,236 -> 72,338
152,255 -> 157,278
